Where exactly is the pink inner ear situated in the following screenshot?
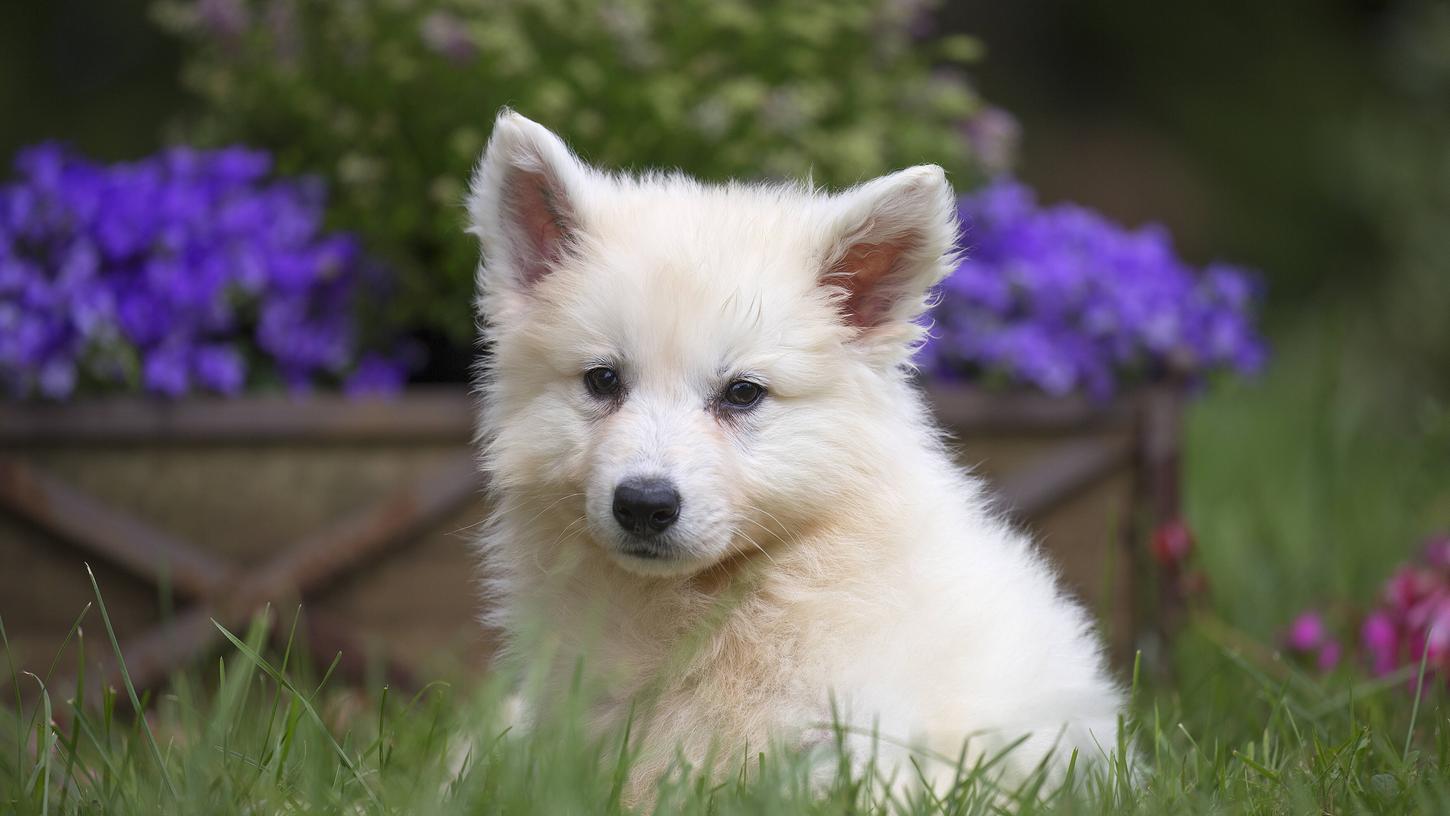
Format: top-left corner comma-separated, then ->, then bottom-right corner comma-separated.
830,237 -> 912,329
506,166 -> 570,287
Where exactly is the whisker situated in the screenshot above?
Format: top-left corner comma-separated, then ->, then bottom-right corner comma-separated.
446,513 -> 493,538
748,505 -> 793,539
551,514 -> 590,547
734,527 -> 776,565
737,514 -> 782,540
448,491 -> 586,538
521,492 -> 588,527
739,504 -> 808,553
533,513 -> 590,575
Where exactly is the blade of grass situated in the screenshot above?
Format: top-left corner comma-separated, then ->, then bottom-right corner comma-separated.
1,614 -> 25,801
240,606 -> 303,801
1403,629 -> 1433,762
1233,748 -> 1281,783
605,700 -> 637,813
57,624 -> 87,812
19,604 -> 90,814
374,684 -> 390,775
37,604 -> 90,696
22,601 -> 94,781
23,672 -> 55,816
211,617 -> 381,807
84,563 -> 177,798
259,607 -> 304,759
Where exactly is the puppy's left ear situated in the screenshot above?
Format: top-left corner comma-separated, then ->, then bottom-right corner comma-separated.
819,165 -> 958,361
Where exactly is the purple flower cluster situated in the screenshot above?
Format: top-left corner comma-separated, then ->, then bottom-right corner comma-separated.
919,179 -> 1266,398
0,144 -> 406,399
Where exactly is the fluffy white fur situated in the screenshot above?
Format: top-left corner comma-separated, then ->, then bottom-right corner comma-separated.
467,111 -> 1123,795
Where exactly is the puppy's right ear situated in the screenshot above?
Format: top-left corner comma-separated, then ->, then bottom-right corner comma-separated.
468,110 -> 589,301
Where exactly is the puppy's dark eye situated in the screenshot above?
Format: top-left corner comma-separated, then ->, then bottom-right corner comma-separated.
721,380 -> 765,410
584,366 -> 622,398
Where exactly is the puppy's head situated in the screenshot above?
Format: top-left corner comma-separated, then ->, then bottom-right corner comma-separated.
469,111 -> 957,578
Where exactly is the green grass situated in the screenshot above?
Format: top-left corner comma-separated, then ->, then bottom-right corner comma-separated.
3,323 -> 1448,814
1185,326 -> 1450,632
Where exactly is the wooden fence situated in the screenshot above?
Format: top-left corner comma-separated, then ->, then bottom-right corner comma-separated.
0,384 -> 1182,699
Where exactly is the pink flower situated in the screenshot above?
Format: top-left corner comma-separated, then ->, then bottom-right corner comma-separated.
1284,611 -> 1328,652
1151,519 -> 1195,567
1362,611 -> 1399,676
1280,611 -> 1341,673
1385,567 -> 1437,611
1402,584 -> 1449,648
1414,597 -> 1450,670
1422,533 -> 1450,571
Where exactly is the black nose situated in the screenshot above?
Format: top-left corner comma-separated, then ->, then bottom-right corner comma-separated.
612,477 -> 681,536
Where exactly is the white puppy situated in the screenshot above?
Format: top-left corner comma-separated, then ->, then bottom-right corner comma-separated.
467,111 -> 1123,796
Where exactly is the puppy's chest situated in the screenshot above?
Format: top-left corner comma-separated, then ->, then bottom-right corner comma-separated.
584,600 -> 818,734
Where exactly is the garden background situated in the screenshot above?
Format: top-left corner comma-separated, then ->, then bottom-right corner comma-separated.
2,0 -> 1449,812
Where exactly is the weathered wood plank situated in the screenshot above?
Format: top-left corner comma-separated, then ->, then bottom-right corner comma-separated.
0,388 -> 477,445
923,383 -> 1135,434
0,385 -> 1133,445
994,436 -> 1134,520
36,454 -> 482,701
0,458 -> 232,597
230,454 -> 483,609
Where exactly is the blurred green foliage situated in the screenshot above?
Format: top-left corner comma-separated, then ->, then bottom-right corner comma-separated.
156,0 -> 989,346
0,1 -> 187,164
1342,0 -> 1450,398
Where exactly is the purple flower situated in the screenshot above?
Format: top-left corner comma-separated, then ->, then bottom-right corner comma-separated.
37,357 -> 77,400
197,0 -> 251,41
206,145 -> 271,184
921,178 -> 1266,397
193,344 -> 246,395
144,344 -> 191,397
345,354 -> 408,398
419,11 -> 476,64
0,143 -> 406,400
961,107 -> 1020,178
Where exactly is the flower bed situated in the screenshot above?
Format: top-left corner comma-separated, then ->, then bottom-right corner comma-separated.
0,136 -> 1271,686
0,145 -> 407,400
920,178 -> 1265,398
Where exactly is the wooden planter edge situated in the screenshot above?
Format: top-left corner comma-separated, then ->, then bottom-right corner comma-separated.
0,382 -> 1166,443
0,382 -> 1187,694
